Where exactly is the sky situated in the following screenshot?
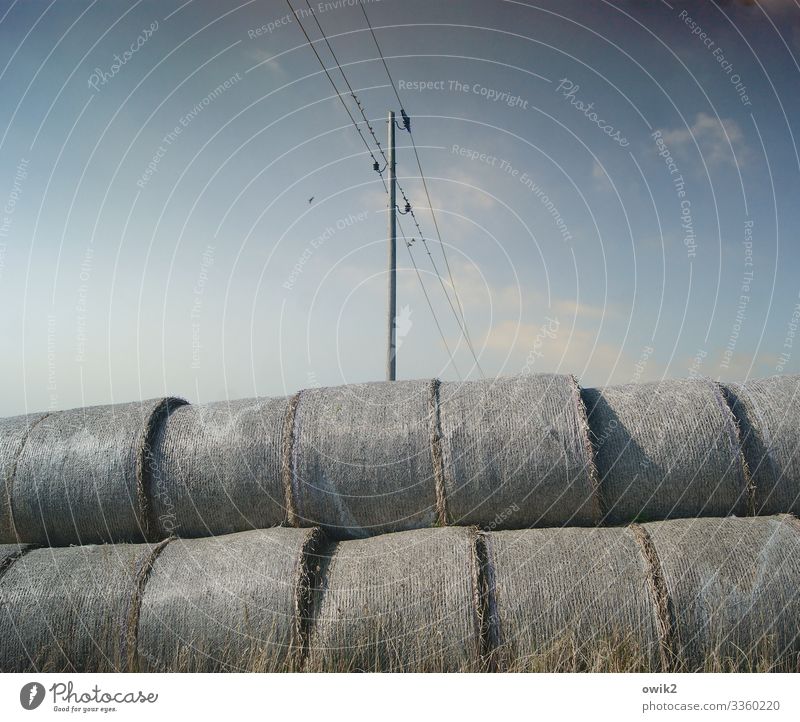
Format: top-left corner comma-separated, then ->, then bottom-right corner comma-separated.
1,0 -> 799,415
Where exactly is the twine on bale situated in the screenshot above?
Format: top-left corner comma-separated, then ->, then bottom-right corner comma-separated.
140,399 -> 188,542
717,384 -> 757,516
281,393 -> 301,528
723,377 -> 800,515
429,378 -> 448,526
292,526 -> 330,671
628,523 -> 678,672
122,537 -> 174,673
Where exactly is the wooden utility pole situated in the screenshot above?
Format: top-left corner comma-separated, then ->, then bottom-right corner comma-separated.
386,110 -> 397,381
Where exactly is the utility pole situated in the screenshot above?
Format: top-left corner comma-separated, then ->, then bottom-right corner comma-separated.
386,110 -> 397,381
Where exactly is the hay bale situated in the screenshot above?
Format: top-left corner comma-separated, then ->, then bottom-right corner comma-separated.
724,377 -> 800,515
306,527 -> 480,671
292,381 -> 438,538
0,543 -> 143,672
584,380 -> 747,524
136,528 -> 314,672
488,526 -> 660,670
10,398 -> 186,546
439,375 -> 600,528
645,515 -> 800,671
0,413 -> 48,542
148,398 -> 288,538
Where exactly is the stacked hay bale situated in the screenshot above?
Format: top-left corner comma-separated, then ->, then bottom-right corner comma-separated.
0,412 -> 49,541
5,398 -> 186,546
147,397 -> 288,538
487,526 -> 660,671
439,375 -> 600,528
290,380 -> 438,537
0,542 -> 144,671
136,528 -> 315,672
583,379 -> 749,523
306,527 -> 480,671
1,516 -> 798,672
644,515 -> 800,671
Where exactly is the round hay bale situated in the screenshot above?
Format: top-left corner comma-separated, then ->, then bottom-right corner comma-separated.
0,413 -> 48,542
11,398 -> 186,546
306,527 -> 480,671
583,380 -> 747,524
148,398 -> 288,538
291,380 -> 438,538
724,377 -> 800,515
645,515 -> 800,671
0,543 -> 144,672
487,526 -> 660,671
439,374 -> 600,528
136,528 -> 315,672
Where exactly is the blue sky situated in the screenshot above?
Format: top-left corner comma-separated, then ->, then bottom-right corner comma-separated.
1,0 -> 799,414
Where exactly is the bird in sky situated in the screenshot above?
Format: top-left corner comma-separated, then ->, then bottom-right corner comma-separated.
308,196 -> 314,204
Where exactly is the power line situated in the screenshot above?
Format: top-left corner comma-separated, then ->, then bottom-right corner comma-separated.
286,0 -> 462,376
359,0 -> 485,377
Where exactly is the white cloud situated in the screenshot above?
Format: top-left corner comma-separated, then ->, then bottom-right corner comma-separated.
658,112 -> 750,168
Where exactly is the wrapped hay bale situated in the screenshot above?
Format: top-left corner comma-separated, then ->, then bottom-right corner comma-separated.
306,527 -> 480,671
10,398 -> 186,546
584,380 -> 747,524
148,398 -> 288,538
0,412 -> 48,541
136,528 -> 315,672
724,376 -> 800,515
291,381 -> 438,538
438,374 -> 600,528
487,526 -> 660,671
645,515 -> 800,671
0,543 -> 145,672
